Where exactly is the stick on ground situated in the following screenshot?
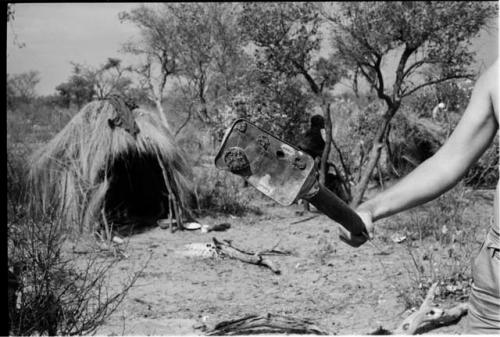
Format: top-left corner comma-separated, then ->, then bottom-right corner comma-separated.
370,282 -> 469,335
212,238 -> 281,274
207,313 -> 328,335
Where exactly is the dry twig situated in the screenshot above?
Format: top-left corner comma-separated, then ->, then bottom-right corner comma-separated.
212,238 -> 281,274
207,313 -> 328,335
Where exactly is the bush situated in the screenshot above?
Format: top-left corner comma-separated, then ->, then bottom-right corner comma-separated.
7,143 -> 31,216
7,138 -> 144,335
463,137 -> 499,189
340,97 -> 386,182
7,100 -> 77,147
384,183 -> 481,309
192,166 -> 264,217
8,210 -> 143,335
388,79 -> 498,188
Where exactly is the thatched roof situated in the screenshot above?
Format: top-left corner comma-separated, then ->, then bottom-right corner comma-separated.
29,97 -> 193,234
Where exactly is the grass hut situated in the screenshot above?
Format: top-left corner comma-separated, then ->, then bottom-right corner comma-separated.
29,96 -> 193,234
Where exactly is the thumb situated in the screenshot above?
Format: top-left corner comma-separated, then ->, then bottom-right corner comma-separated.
356,210 -> 374,240
365,221 -> 374,240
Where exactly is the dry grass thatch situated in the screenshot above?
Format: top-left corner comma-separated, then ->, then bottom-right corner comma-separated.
29,97 -> 193,234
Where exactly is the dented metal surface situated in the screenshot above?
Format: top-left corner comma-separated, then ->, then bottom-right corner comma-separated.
224,147 -> 250,173
215,119 -> 315,206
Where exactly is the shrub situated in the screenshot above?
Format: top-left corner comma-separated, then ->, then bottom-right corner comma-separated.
341,97 -> 386,182
7,143 -> 31,215
385,183 -> 481,309
463,137 -> 499,189
7,138 -> 144,335
7,101 -> 77,147
192,166 -> 264,217
8,211 -> 144,335
388,79 -> 498,188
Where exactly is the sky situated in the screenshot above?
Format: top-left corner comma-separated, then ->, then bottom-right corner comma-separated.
6,3 -> 500,96
7,3 -> 141,95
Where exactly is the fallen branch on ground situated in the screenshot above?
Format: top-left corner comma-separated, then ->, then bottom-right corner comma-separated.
394,282 -> 468,334
212,238 -> 281,274
370,282 -> 469,335
258,249 -> 292,256
290,215 -> 319,225
207,313 -> 328,335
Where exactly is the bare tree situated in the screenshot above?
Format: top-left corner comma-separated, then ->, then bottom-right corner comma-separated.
92,58 -> 134,99
166,3 -> 248,127
321,1 -> 498,206
239,3 -> 347,186
7,71 -> 40,107
120,4 -> 182,130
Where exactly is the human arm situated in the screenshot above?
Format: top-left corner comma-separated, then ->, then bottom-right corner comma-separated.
341,62 -> 499,246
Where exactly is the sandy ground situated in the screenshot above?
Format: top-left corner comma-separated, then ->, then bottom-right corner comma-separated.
91,190 -> 494,336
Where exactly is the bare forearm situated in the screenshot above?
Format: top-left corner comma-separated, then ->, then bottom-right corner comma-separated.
358,153 -> 461,221
342,61 -> 498,249
358,120 -> 497,221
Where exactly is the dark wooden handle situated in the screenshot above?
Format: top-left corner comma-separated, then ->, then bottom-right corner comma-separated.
306,183 -> 367,236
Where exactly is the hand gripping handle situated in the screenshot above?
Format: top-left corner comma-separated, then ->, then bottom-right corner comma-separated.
305,183 -> 368,236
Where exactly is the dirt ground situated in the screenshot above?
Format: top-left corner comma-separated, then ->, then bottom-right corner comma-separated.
92,189 -> 494,336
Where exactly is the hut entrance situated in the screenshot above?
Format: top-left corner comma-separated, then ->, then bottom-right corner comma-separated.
104,152 -> 169,231
30,99 -> 192,235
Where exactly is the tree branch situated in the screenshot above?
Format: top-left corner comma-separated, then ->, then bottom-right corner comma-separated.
373,55 -> 394,106
358,64 -> 376,86
402,57 -> 434,79
212,238 -> 281,274
393,46 -> 416,101
402,74 -> 473,97
207,313 -> 329,335
292,59 -> 320,94
331,138 -> 351,179
393,283 -> 468,334
358,62 -> 393,107
174,104 -> 193,137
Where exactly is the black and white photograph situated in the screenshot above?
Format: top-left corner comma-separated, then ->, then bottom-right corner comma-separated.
6,2 -> 499,335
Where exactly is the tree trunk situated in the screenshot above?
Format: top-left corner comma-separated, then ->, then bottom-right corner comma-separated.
155,98 -> 171,131
330,138 -> 352,201
199,92 -> 210,123
351,108 -> 396,207
319,100 -> 331,185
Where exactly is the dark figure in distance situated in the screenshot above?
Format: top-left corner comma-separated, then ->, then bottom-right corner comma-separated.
298,115 -> 350,205
298,114 -> 325,160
